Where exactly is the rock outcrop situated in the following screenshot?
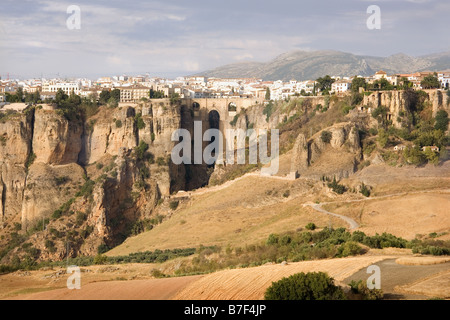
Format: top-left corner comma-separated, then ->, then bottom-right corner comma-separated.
291,122 -> 361,179
32,109 -> 83,164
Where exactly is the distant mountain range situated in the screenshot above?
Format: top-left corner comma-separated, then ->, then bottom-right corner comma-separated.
194,50 -> 450,81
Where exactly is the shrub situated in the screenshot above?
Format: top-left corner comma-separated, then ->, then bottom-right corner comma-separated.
93,254 -> 108,265
115,119 -> 122,128
169,201 -> 179,210
349,280 -> 384,300
25,152 -> 36,169
97,244 -> 110,255
156,157 -> 166,166
135,113 -> 145,130
134,141 -> 149,161
264,272 -> 346,300
266,234 -> 279,245
305,223 -> 316,231
321,130 -> 332,143
337,241 -> 362,257
151,269 -> 167,278
327,177 -> 346,194
45,240 -> 56,253
360,183 -> 370,197
55,176 -> 69,186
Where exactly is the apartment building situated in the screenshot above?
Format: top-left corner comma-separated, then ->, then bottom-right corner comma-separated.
117,85 -> 150,103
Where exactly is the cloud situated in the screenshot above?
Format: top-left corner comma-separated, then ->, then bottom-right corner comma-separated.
0,0 -> 448,78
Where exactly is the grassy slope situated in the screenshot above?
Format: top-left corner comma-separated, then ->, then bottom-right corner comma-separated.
106,175 -> 346,256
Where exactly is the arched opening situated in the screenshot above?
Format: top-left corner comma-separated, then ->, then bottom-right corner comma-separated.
208,110 -> 220,130
208,110 -> 220,158
193,102 -> 200,110
228,102 -> 237,112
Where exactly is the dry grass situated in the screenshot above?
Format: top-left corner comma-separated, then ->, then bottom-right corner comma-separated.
174,255 -> 390,300
107,176 -> 345,256
395,270 -> 450,299
323,192 -> 450,240
395,256 -> 450,266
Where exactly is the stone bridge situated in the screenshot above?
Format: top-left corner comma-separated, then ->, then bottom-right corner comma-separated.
181,97 -> 264,130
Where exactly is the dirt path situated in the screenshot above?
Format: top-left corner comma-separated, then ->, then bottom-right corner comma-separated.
306,203 -> 360,229
304,188 -> 450,230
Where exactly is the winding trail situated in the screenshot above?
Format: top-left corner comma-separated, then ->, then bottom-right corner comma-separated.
172,168 -> 449,232
307,203 -> 360,230
304,188 -> 450,230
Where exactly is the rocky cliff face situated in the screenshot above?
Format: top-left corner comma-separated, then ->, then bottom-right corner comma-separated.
0,101 -> 183,262
291,122 -> 361,179
0,112 -> 33,222
363,89 -> 450,128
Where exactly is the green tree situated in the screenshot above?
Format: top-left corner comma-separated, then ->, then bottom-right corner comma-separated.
373,78 -> 394,90
434,110 -> 449,132
264,272 -> 346,300
371,105 -> 389,127
110,89 -> 121,103
399,77 -> 412,90
423,147 -> 439,165
265,87 -> 271,100
169,92 -> 180,105
99,90 -> 111,105
16,87 -> 24,102
403,146 -> 427,165
55,88 -> 68,105
150,89 -> 165,99
377,128 -> 389,148
107,97 -> 118,108
351,76 -> 366,93
316,75 -> 335,93
421,74 -> 440,89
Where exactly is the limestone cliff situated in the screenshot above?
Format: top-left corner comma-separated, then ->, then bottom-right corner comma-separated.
362,89 -> 450,128
0,101 -> 182,262
291,122 -> 361,179
0,111 -> 33,222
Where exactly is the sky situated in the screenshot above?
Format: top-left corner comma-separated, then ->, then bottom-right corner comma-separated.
0,0 -> 449,79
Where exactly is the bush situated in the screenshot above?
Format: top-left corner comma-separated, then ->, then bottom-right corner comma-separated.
134,141 -> 149,161
97,244 -> 110,255
115,119 -> 122,128
305,223 -> 316,231
327,177 -> 346,194
25,152 -> 36,169
93,254 -> 108,265
264,272 -> 346,300
360,183 -> 370,197
349,280 -> 383,300
337,241 -> 362,257
156,157 -> 166,166
321,130 -> 332,143
135,113 -> 145,130
169,201 -> 179,210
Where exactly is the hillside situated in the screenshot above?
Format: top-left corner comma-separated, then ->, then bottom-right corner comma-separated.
196,50 -> 450,81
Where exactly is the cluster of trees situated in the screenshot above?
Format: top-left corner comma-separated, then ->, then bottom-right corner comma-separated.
315,75 -> 335,95
4,87 -> 41,104
351,73 -> 444,93
99,89 -> 120,107
368,88 -> 449,165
